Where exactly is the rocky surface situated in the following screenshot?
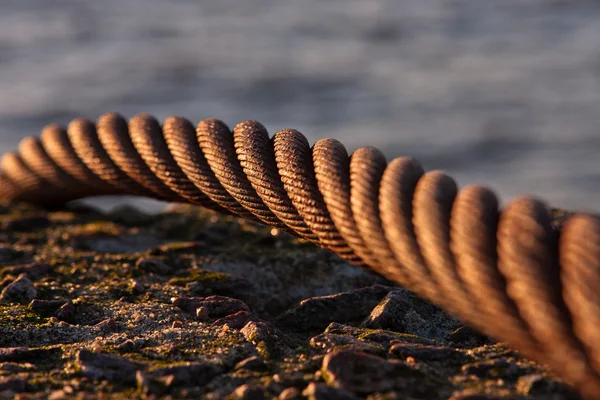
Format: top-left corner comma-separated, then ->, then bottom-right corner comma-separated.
0,200 -> 581,399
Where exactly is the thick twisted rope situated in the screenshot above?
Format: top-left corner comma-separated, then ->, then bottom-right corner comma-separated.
1,112 -> 600,398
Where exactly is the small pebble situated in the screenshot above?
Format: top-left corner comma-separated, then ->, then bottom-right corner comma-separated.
278,387 -> 302,400
0,273 -> 36,303
196,306 -> 209,321
232,384 -> 266,400
172,295 -> 249,317
172,320 -> 183,328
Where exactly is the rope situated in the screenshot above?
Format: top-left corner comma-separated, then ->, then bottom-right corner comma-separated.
1,112 -> 600,398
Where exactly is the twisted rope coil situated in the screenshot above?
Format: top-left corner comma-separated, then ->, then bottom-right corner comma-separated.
1,112 -> 600,398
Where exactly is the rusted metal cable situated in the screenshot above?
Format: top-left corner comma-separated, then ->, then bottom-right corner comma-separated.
1,112 -> 600,398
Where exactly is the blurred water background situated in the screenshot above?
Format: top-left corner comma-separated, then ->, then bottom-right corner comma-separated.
1,0 -> 600,212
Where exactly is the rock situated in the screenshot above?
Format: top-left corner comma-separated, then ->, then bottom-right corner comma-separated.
449,394 -> 502,400
274,285 -> 392,333
0,347 -> 60,362
2,215 -> 50,231
0,377 -> 27,393
461,359 -> 527,379
449,325 -> 490,347
54,300 -> 76,324
187,274 -> 254,298
136,370 -> 166,397
361,289 -> 462,342
135,257 -> 173,275
324,322 -> 437,348
76,349 -> 140,384
115,340 -> 138,353
231,383 -> 266,399
278,387 -> 302,400
235,356 -> 267,371
0,246 -> 23,263
81,234 -> 160,253
0,362 -> 33,372
241,321 -> 294,360
95,318 -> 118,334
2,262 -> 49,280
310,333 -> 385,355
29,299 -> 67,314
389,343 -> 463,361
172,320 -> 183,328
130,279 -> 145,294
321,350 -> 425,395
151,241 -> 206,256
196,306 -> 209,321
172,295 -> 249,317
271,372 -> 307,388
302,382 -> 358,400
151,361 -> 221,387
0,273 -> 36,303
516,374 -> 576,396
212,311 -> 262,330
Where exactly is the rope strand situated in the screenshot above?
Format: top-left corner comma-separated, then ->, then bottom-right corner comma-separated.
2,112 -> 600,398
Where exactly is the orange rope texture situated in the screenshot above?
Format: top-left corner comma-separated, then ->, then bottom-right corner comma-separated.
1,112 -> 600,399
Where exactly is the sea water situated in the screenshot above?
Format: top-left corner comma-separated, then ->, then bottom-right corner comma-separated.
1,0 -> 600,212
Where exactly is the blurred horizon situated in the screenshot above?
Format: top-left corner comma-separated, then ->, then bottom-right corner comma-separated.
2,0 -> 600,212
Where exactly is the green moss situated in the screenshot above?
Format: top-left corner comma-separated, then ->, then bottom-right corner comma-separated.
168,269 -> 231,287
0,304 -> 48,328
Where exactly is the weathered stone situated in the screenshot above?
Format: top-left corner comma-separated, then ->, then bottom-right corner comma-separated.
0,246 -> 23,263
461,359 -> 527,379
302,382 -> 358,400
310,333 -> 385,355
95,318 -> 118,333
131,279 -> 145,294
48,389 -> 70,400
0,347 -> 60,362
362,289 -> 462,342
212,311 -> 261,330
54,300 -> 76,324
29,299 -> 67,314
2,262 -> 49,280
172,295 -> 249,317
448,393 -> 502,400
136,370 -> 166,396
0,273 -> 36,303
0,377 -> 27,393
241,321 -> 294,360
0,362 -> 33,372
278,387 -> 302,400
151,241 -> 206,256
235,355 -> 267,371
389,343 -> 463,361
231,383 -> 267,399
186,273 -> 255,298
449,325 -> 490,347
324,322 -> 437,348
321,350 -> 425,395
516,373 -> 576,396
81,234 -> 160,253
151,361 -> 221,387
275,285 -> 392,333
135,257 -> 173,275
196,306 -> 209,321
76,350 -> 140,384
271,371 -> 308,388
115,340 -> 138,353
2,215 -> 50,231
